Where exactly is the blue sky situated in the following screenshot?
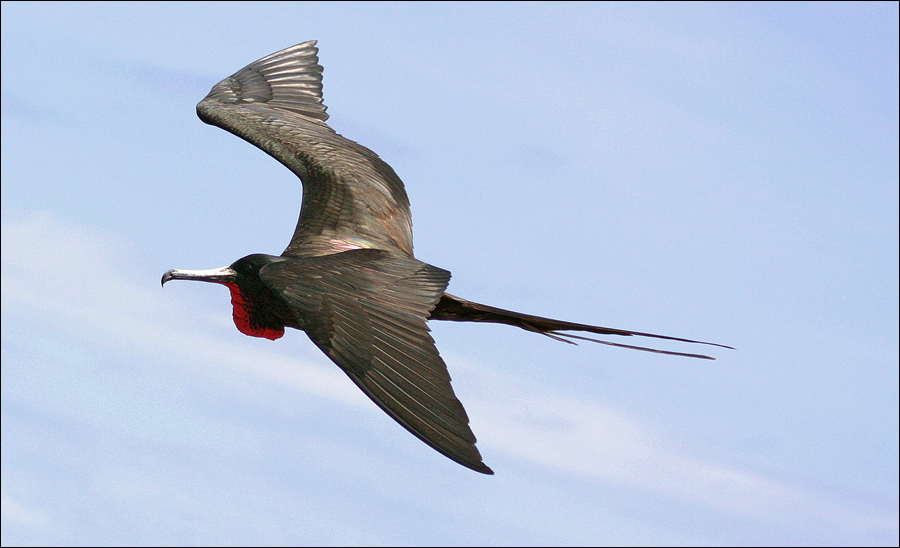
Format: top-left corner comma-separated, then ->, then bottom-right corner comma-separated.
2,2 -> 897,545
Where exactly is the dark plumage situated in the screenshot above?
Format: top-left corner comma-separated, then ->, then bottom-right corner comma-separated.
162,41 -> 730,474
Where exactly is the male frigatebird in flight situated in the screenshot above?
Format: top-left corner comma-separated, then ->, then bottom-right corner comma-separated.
162,41 -> 730,475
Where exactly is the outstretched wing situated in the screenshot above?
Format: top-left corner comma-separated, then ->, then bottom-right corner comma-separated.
261,249 -> 493,474
197,41 -> 414,257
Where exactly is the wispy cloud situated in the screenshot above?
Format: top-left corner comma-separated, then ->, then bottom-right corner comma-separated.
0,491 -> 51,530
454,360 -> 897,535
3,211 -> 896,541
2,211 -> 363,408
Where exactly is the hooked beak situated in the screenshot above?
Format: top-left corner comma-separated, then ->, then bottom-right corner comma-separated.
161,266 -> 236,287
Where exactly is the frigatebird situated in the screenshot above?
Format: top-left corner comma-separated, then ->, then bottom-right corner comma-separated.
162,41 -> 730,475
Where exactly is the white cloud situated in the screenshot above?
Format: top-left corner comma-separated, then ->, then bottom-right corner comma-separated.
456,360 -> 897,534
1,211 -> 364,410
0,491 -> 51,530
3,211 -> 896,539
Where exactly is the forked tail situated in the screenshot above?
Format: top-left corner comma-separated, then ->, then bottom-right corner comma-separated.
428,293 -> 733,360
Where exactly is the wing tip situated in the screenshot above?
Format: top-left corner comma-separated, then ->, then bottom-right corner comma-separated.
471,462 -> 495,475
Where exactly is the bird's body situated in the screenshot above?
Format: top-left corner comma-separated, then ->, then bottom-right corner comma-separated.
163,42 -> 730,474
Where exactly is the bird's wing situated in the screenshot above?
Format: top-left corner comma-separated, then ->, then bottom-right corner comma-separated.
260,249 -> 493,474
196,41 -> 414,257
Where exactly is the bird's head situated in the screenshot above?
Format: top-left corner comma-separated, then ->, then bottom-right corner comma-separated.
162,254 -> 291,340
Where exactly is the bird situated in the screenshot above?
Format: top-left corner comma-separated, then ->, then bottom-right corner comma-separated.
162,41 -> 731,475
